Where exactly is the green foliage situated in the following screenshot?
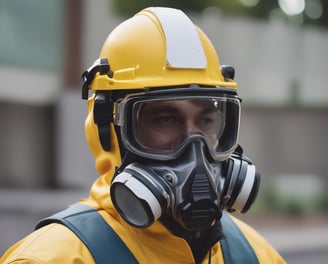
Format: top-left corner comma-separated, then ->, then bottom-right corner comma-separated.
110,0 -> 328,28
316,189 -> 328,212
111,0 -> 211,17
260,183 -> 328,216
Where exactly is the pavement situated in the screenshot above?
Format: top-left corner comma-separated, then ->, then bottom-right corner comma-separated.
1,189 -> 328,263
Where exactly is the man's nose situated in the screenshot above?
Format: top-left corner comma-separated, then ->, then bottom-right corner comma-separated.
185,120 -> 200,133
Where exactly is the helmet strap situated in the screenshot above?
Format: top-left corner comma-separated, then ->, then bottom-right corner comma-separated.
94,92 -> 113,151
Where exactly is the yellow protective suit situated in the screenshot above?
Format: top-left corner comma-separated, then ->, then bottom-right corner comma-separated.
1,98 -> 286,264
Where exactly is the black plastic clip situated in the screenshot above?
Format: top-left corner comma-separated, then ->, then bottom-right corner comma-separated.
221,65 -> 235,81
81,58 -> 113,100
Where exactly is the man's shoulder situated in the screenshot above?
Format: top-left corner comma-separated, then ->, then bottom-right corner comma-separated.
1,223 -> 94,264
229,215 -> 286,264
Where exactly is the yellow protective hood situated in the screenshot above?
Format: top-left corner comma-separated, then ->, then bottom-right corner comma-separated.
84,96 -> 121,212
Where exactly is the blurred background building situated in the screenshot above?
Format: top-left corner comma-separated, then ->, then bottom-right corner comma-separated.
1,0 -> 327,262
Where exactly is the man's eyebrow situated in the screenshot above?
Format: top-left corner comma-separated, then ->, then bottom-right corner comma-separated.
144,105 -> 180,114
200,108 -> 217,115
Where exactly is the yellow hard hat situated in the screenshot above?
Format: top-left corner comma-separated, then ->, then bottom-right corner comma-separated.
82,7 -> 237,97
83,7 -> 239,171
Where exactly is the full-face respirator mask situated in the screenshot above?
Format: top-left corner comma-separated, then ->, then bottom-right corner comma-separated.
111,142 -> 259,231
105,89 -> 260,231
80,6 -> 260,232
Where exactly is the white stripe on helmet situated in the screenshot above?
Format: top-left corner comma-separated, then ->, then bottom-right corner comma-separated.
148,7 -> 207,69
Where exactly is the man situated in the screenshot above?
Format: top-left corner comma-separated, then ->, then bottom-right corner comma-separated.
1,7 -> 285,263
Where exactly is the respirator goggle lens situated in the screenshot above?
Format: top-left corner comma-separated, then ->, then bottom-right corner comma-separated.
116,94 -> 240,161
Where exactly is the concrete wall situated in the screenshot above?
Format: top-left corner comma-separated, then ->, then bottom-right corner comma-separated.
239,107 -> 328,181
0,102 -> 55,188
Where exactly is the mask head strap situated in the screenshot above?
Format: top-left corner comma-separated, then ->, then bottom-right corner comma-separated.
93,92 -> 113,151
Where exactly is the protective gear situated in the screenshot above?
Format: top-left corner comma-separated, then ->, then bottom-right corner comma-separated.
1,7 -> 285,264
113,87 -> 241,162
81,7 -> 259,231
82,6 -> 238,154
1,201 -> 286,264
82,7 -> 237,95
111,141 -> 259,231
112,140 -> 223,231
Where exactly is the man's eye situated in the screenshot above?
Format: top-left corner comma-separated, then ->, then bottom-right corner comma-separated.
153,115 -> 176,127
198,116 -> 214,127
202,117 -> 214,125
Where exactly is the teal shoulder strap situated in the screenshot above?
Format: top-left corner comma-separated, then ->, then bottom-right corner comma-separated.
220,213 -> 259,264
36,204 -> 258,263
36,203 -> 138,264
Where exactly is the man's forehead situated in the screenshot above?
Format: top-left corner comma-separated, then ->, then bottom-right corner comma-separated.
143,99 -> 215,107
